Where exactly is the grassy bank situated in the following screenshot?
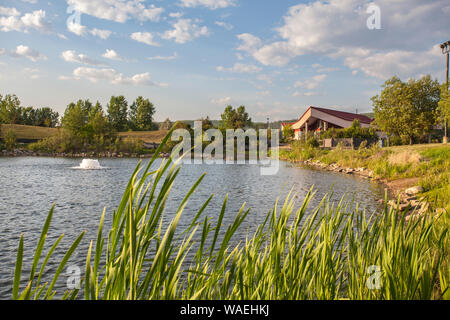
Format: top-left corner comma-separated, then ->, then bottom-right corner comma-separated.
11,132 -> 450,300
280,142 -> 450,212
0,124 -> 60,141
118,130 -> 169,144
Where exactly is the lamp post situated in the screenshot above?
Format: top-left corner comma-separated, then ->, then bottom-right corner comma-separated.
441,41 -> 450,144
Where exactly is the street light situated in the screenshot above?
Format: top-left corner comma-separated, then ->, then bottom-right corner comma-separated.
440,41 -> 450,143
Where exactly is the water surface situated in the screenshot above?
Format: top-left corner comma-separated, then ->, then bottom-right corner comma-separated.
0,157 -> 385,299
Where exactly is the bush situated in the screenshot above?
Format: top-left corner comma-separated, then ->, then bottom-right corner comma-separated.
321,120 -> 378,141
4,129 -> 17,151
28,130 -> 83,153
119,137 -> 144,154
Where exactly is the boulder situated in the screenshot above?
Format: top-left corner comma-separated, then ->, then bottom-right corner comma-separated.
405,186 -> 424,196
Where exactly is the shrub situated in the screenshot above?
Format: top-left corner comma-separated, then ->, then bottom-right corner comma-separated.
4,129 -> 17,151
119,136 -> 144,154
28,130 -> 82,153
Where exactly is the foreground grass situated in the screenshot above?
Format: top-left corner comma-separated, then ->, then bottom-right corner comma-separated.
12,132 -> 450,300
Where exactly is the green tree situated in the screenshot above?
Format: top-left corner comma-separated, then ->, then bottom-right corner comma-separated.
372,75 -> 440,145
160,118 -> 172,130
34,107 -> 59,127
220,105 -> 252,129
88,102 -> 108,137
282,124 -> 294,141
61,101 -> 88,135
107,96 -> 128,132
4,128 -> 17,151
129,96 -> 155,130
437,83 -> 450,142
0,94 -> 21,124
201,116 -> 214,131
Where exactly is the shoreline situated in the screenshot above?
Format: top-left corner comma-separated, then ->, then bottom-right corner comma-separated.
0,148 -> 171,159
280,155 -> 438,221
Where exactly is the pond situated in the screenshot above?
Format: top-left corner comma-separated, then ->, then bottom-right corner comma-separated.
0,157 -> 385,299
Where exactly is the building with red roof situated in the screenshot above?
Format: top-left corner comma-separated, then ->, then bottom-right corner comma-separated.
284,106 -> 374,140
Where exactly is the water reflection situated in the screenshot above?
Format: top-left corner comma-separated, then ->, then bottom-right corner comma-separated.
0,157 -> 384,299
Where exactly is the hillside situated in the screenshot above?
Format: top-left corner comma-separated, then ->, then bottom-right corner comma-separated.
118,130 -> 169,143
0,124 -> 60,141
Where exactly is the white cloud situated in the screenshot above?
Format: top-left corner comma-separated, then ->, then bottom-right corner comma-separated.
339,45 -> 443,80
169,12 -> 184,18
67,21 -> 87,36
211,97 -> 232,105
11,45 -> 47,62
294,74 -> 327,90
292,91 -> 319,97
131,32 -> 160,46
236,33 -> 262,54
147,53 -> 178,61
257,74 -> 273,85
179,0 -> 236,10
102,49 -> 122,61
216,63 -> 262,74
0,9 -> 51,33
62,50 -> 105,66
312,64 -> 340,73
57,33 -> 68,40
0,7 -> 21,17
69,67 -> 167,87
90,28 -> 112,40
215,21 -> 233,30
23,67 -> 42,80
238,0 -> 450,79
66,0 -> 164,23
162,19 -> 209,44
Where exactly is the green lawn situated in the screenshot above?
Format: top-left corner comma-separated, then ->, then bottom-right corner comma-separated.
118,130 -> 169,143
1,124 -> 60,141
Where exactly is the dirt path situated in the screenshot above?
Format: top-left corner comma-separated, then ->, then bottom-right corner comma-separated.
383,177 -> 421,196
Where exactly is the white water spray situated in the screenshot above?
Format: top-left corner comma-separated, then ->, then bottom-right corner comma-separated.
76,159 -> 102,170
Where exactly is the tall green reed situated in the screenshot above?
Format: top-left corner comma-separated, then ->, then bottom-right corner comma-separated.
12,129 -> 449,300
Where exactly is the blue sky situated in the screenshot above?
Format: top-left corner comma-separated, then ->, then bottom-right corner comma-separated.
0,0 -> 449,122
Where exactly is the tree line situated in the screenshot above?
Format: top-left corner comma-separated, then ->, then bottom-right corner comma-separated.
0,94 -> 59,127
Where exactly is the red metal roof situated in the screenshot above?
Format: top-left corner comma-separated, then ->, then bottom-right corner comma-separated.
311,107 -> 373,124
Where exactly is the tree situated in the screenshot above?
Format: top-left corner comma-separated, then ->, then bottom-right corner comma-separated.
372,75 -> 440,145
437,83 -> 450,143
282,124 -> 294,141
61,101 -> 88,135
4,128 -> 17,151
0,94 -> 21,124
129,96 -> 155,130
220,105 -> 252,129
160,118 -> 172,130
201,116 -> 214,131
88,102 -> 108,137
107,96 -> 128,132
34,107 -> 59,127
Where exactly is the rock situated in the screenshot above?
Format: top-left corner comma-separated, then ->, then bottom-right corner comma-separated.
410,200 -> 421,208
405,186 -> 424,196
388,200 -> 410,211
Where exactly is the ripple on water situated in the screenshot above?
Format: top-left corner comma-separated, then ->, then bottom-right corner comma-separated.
0,157 -> 385,299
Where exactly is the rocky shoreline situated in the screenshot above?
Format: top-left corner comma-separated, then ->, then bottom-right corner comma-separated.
1,148 -> 171,159
289,158 -> 442,221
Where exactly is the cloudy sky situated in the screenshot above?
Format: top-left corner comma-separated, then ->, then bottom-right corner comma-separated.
0,0 -> 449,121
